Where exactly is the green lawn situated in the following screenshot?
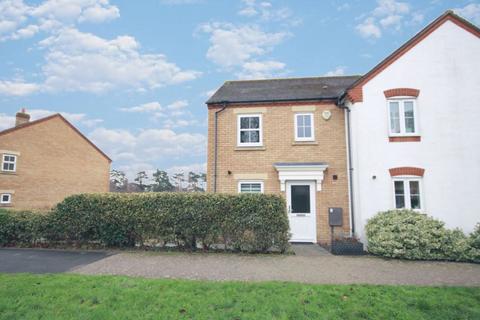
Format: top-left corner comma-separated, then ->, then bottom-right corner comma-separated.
0,274 -> 479,319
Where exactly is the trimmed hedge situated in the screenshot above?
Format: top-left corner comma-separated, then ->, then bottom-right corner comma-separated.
366,210 -> 480,263
0,193 -> 290,253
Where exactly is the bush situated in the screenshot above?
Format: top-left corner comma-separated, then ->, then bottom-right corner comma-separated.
366,210 -> 479,263
0,209 -> 48,246
23,192 -> 290,253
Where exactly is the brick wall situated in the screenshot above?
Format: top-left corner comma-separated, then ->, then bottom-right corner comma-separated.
207,101 -> 350,244
0,116 -> 110,210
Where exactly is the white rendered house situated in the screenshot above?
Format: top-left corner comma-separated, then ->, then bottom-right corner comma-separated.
340,11 -> 480,242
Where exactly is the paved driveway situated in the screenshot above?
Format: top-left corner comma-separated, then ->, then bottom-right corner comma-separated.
1,247 -> 479,286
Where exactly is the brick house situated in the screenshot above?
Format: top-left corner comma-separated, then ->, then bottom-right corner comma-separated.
206,77 -> 359,244
206,11 -> 479,244
0,110 -> 111,210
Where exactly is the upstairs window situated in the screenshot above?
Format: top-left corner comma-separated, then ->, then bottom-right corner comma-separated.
238,114 -> 262,147
2,154 -> 16,172
238,181 -> 264,193
295,113 -> 314,141
393,178 -> 422,210
388,99 -> 417,135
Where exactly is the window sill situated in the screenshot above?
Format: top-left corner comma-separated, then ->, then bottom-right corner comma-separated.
292,141 -> 318,146
389,136 -> 421,142
0,171 -> 17,175
234,146 -> 266,151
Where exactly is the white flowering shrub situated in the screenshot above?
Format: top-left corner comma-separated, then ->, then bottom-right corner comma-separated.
366,210 -> 479,263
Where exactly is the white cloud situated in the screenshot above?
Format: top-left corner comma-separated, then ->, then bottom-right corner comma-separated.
166,100 -> 188,110
355,0 -> 422,39
0,0 -> 120,41
236,60 -> 286,79
324,66 -> 347,76
167,162 -> 206,175
159,0 -> 201,4
89,127 -> 207,177
36,28 -> 200,93
237,0 -> 297,24
120,102 -> 163,113
0,80 -> 40,96
454,3 -> 480,25
199,22 -> 288,79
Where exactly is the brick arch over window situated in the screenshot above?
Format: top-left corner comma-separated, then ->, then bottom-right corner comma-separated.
389,167 -> 425,177
384,88 -> 420,98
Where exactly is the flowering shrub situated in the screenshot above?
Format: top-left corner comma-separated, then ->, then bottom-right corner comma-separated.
366,210 -> 479,263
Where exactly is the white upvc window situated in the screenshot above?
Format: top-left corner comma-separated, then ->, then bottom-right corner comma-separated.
2,154 -> 17,172
237,114 -> 263,147
392,178 -> 422,210
387,98 -> 418,136
294,113 -> 314,141
0,193 -> 12,204
238,181 -> 264,193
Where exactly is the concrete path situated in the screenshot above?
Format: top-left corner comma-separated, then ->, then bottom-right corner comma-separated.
1,248 -> 480,286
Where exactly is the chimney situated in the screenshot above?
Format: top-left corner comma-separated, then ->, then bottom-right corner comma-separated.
15,108 -> 30,127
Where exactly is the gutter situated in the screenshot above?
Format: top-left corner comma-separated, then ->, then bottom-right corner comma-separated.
207,96 -> 339,106
336,94 -> 356,235
213,102 -> 228,193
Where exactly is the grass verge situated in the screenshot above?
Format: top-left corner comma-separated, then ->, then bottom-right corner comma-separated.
0,273 -> 479,319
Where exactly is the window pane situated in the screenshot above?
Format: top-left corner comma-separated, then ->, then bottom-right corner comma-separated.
304,127 -> 312,138
394,181 -> 405,208
410,196 -> 421,209
409,181 -> 421,209
2,163 -> 8,170
249,117 -> 259,129
297,115 -> 304,126
389,102 -> 400,133
291,185 -> 310,213
303,115 -> 311,126
1,195 -> 8,202
241,183 -> 261,193
240,131 -> 250,143
250,130 -> 259,142
297,126 -> 304,138
8,164 -> 14,170
404,101 -> 415,133
409,181 -> 420,195
240,117 -> 249,129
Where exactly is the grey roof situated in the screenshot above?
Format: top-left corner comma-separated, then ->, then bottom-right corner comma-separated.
206,76 -> 361,104
274,162 -> 328,166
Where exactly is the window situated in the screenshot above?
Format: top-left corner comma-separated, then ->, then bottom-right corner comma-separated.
388,99 -> 417,135
237,114 -> 262,147
393,178 -> 422,210
238,181 -> 264,193
294,113 -> 314,141
0,194 -> 11,204
2,154 -> 16,172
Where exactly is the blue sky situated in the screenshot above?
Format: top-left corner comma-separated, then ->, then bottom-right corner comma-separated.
1,0 -> 479,179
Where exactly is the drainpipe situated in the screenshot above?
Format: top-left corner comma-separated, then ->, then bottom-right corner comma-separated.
213,102 -> 228,193
337,96 -> 356,236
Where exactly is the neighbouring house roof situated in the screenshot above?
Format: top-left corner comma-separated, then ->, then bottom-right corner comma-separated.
206,76 -> 361,104
344,10 -> 480,103
0,113 -> 112,162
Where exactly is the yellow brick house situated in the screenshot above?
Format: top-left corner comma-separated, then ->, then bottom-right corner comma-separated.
206,77 -> 359,245
0,110 -> 111,210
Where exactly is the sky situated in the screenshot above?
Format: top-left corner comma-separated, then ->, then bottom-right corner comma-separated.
0,0 -> 479,179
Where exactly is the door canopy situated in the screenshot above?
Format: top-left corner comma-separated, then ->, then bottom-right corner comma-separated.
274,162 -> 328,192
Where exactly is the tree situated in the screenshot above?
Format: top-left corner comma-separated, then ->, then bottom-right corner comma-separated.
151,170 -> 174,192
110,169 -> 127,192
187,171 -> 200,191
172,172 -> 185,192
134,171 -> 149,192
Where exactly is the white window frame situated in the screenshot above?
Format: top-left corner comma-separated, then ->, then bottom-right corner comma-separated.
294,113 -> 315,141
392,177 -> 423,211
0,193 -> 11,204
238,180 -> 264,193
387,98 -> 419,136
2,154 -> 17,172
237,114 -> 263,147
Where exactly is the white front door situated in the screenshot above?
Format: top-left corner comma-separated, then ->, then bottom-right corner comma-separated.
286,181 -> 316,242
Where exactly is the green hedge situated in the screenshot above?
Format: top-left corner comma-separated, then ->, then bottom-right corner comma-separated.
0,193 -> 290,253
366,210 -> 480,263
